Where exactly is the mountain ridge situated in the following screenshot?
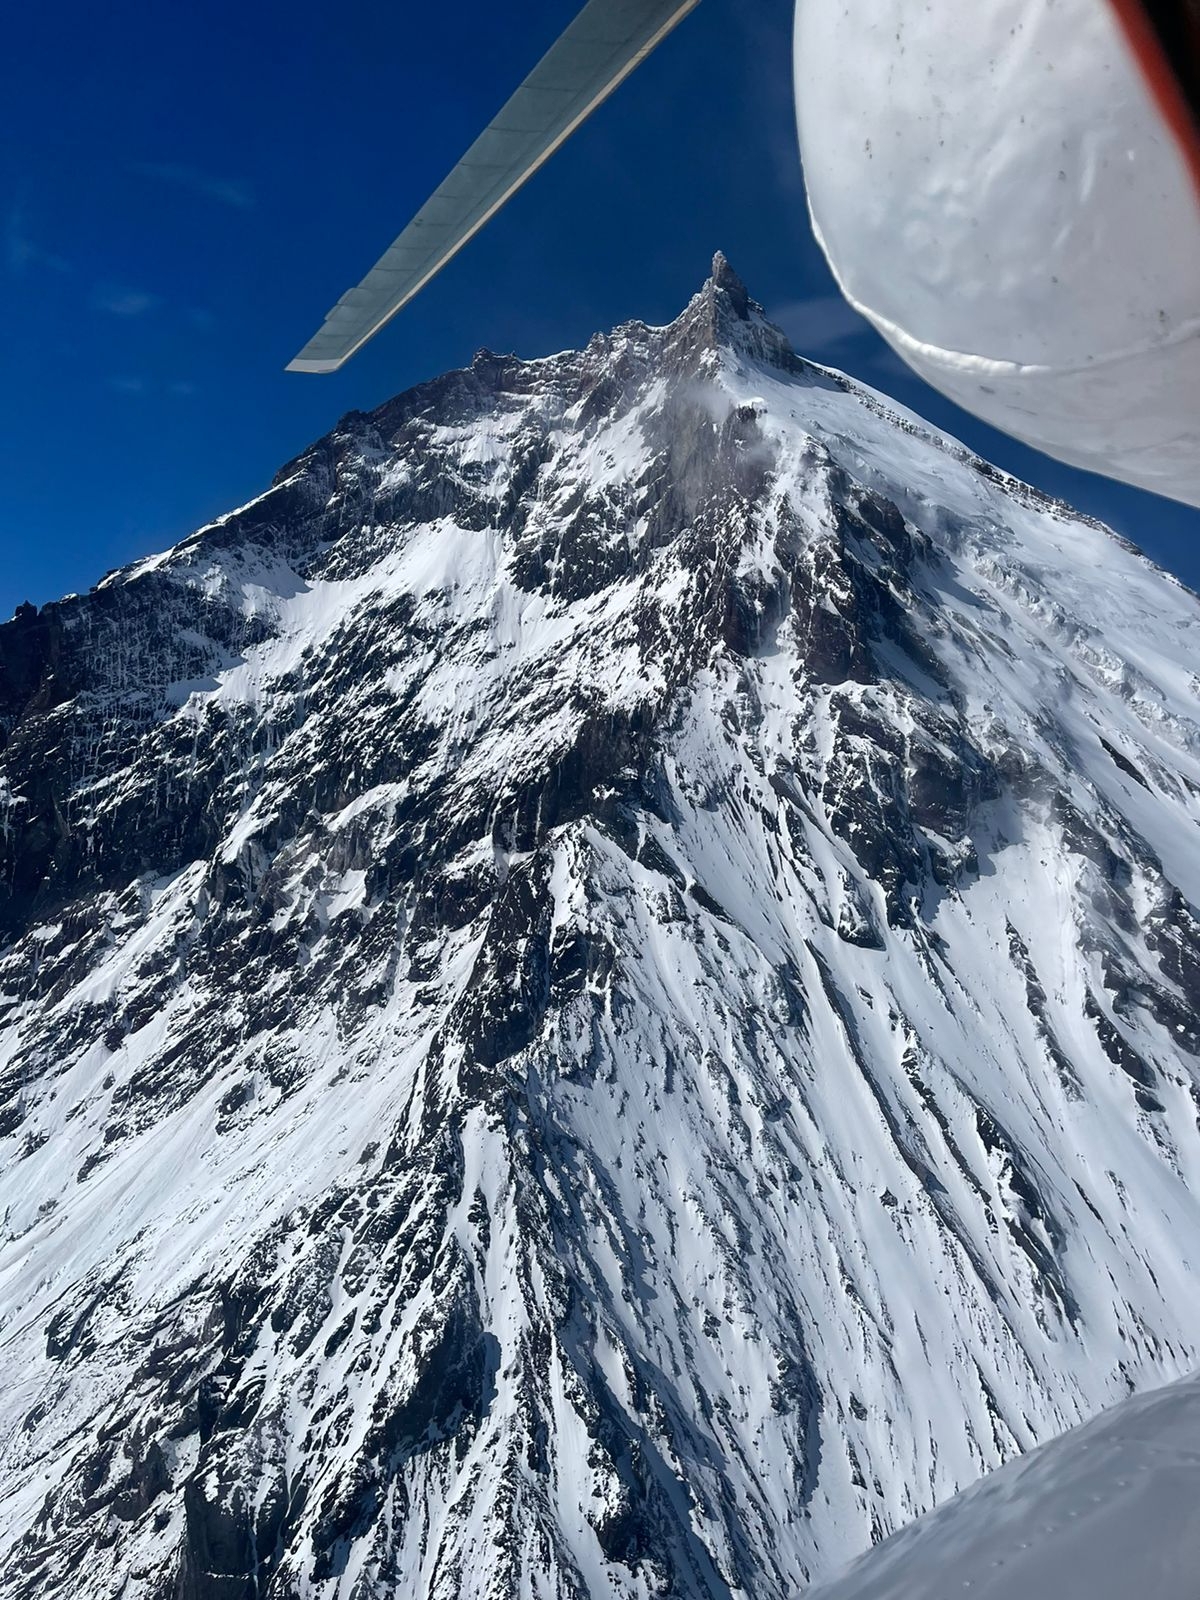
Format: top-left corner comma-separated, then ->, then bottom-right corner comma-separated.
1,257 -> 1198,1600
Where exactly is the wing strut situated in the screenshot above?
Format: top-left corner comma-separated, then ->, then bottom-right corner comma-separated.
288,0 -> 702,373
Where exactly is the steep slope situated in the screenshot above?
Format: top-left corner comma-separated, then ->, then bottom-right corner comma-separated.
1,256 -> 1198,1600
808,1369 -> 1200,1600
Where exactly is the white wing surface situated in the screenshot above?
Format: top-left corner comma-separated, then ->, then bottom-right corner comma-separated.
288,0 -> 701,373
810,1370 -> 1200,1600
795,0 -> 1200,508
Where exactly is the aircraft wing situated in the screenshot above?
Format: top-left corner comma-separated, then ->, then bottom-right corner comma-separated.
287,0 -> 702,374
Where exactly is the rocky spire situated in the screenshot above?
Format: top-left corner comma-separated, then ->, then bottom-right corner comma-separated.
708,250 -> 751,316
664,249 -> 810,375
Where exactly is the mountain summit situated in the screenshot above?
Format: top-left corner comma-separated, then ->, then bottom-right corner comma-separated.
2,262 -> 1199,1600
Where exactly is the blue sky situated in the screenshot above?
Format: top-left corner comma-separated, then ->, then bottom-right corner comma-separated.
3,0 -> 1198,618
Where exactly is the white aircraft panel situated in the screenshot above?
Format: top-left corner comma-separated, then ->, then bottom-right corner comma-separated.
796,0 -> 1200,508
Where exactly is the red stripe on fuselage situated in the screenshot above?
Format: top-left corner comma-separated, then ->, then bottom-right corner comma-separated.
1107,0 -> 1200,198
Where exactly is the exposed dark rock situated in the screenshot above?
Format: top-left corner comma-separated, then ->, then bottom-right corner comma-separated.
1,257 -> 1199,1600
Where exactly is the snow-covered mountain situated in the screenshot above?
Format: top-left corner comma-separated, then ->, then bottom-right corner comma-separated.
1,255 -> 1198,1600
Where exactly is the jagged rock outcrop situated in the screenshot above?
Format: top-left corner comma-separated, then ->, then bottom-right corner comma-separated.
1,257 -> 1199,1599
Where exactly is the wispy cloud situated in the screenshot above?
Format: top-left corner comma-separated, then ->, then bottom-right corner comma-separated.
133,162 -> 255,210
770,295 -> 873,356
93,285 -> 162,318
107,375 -> 197,398
5,205 -> 71,278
